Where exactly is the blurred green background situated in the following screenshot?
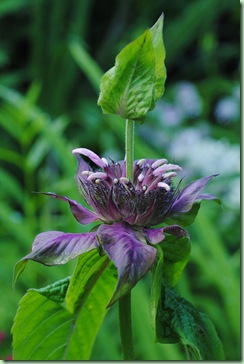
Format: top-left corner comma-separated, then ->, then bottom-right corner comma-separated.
0,0 -> 240,360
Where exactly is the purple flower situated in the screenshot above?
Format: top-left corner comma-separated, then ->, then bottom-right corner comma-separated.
17,148 -> 217,306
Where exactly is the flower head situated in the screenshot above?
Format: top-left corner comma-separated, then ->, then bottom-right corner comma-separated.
16,148 -> 217,306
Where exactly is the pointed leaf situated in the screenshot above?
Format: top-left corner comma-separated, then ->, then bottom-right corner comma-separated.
65,250 -> 110,313
33,277 -> 70,308
155,285 -> 225,360
14,231 -> 99,281
169,175 -> 218,215
150,244 -> 164,337
12,263 -> 117,360
165,202 -> 201,227
36,192 -> 99,224
160,227 -> 191,286
13,260 -> 28,286
149,13 -> 167,102
98,29 -> 155,121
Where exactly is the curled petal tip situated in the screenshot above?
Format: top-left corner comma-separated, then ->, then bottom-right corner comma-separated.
72,148 -> 83,155
72,147 -> 107,168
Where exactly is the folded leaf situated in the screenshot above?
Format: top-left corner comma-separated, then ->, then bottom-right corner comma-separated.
97,14 -> 166,121
155,285 -> 225,360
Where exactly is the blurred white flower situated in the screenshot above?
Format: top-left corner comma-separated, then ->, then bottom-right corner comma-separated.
170,128 -> 240,177
222,177 -> 240,209
215,97 -> 239,124
169,128 -> 240,210
155,101 -> 183,126
174,82 -> 202,118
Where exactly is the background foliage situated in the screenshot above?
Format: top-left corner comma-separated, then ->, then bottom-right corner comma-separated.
0,0 -> 240,360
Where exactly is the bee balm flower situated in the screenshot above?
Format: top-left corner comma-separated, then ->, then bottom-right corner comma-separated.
17,148 -> 217,305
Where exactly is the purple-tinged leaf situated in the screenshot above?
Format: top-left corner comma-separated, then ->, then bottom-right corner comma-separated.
98,223 -> 157,306
169,175 -> 218,214
14,231 -> 99,281
163,225 -> 189,239
35,192 -> 99,224
144,227 -> 166,244
165,203 -> 201,227
144,225 -> 188,245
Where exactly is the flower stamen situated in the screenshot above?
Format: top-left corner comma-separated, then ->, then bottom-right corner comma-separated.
138,173 -> 145,182
137,159 -> 146,166
151,158 -> 168,169
81,170 -> 93,176
102,157 -> 109,166
162,172 -> 177,179
120,177 -> 130,184
87,172 -> 108,181
153,164 -> 182,177
157,182 -> 171,191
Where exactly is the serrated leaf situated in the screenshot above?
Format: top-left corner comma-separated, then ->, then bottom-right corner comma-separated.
161,233 -> 191,286
97,14 -> 166,121
155,285 -> 225,360
33,277 -> 70,308
12,262 -> 117,360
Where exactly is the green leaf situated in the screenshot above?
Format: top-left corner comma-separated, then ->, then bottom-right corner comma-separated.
165,203 -> 201,227
149,14 -> 167,103
65,250 -> 110,313
12,261 -> 117,360
161,233 -> 191,286
155,285 -> 225,360
150,245 -> 164,337
97,14 -> 166,121
33,277 -> 70,308
165,199 -> 221,228
13,260 -> 28,286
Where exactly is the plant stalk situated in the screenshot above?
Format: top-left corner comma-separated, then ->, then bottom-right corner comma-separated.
125,119 -> 135,180
119,293 -> 134,360
118,118 -> 135,360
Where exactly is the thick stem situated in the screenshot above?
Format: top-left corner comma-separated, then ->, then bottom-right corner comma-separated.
118,118 -> 135,360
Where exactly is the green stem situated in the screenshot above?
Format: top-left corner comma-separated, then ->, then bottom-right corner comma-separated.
119,293 -> 134,360
118,118 -> 135,360
125,119 -> 135,180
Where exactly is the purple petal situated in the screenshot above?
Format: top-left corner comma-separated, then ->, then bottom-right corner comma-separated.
144,227 -> 166,244
144,225 -> 189,245
72,148 -> 108,169
98,223 -> 157,306
37,192 -> 99,224
20,231 -> 99,266
169,175 -> 218,214
198,193 -> 219,201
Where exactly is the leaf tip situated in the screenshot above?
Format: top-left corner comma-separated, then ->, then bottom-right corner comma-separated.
12,259 -> 28,287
